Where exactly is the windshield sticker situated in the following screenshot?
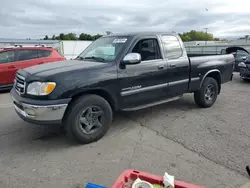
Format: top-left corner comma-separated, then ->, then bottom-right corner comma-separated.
113,38 -> 127,43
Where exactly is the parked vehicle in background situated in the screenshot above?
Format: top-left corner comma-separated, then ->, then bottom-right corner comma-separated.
0,45 -> 66,91
238,57 -> 250,81
233,50 -> 250,72
11,32 -> 234,144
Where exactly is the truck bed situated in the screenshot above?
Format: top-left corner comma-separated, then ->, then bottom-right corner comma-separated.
188,54 -> 234,90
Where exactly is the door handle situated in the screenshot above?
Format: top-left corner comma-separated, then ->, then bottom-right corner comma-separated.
158,65 -> 164,70
38,62 -> 44,64
170,64 -> 176,68
8,65 -> 16,69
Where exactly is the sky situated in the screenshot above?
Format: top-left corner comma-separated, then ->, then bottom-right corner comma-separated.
1,0 -> 250,39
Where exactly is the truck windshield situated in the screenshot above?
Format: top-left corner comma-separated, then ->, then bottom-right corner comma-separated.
77,36 -> 129,62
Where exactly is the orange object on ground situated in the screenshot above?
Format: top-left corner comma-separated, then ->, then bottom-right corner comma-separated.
111,170 -> 205,188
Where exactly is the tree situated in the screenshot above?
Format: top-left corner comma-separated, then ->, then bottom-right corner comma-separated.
93,34 -> 102,40
59,33 -> 65,40
43,33 -> 103,41
79,33 -> 93,40
45,31 -> 220,42
179,30 -> 217,42
67,33 -> 77,40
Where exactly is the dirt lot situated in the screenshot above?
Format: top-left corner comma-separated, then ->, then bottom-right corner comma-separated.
0,73 -> 249,188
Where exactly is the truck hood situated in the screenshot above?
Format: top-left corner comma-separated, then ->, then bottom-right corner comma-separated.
24,59 -> 108,76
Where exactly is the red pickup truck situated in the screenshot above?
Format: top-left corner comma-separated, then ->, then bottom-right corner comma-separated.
0,45 -> 66,90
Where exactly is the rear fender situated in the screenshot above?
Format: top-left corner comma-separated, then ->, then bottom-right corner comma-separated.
200,69 -> 221,94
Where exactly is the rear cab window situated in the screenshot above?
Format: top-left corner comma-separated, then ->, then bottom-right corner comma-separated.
0,50 -> 15,64
161,35 -> 183,60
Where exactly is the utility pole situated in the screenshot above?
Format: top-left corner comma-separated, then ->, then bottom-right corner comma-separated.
204,28 -> 208,45
245,35 -> 249,43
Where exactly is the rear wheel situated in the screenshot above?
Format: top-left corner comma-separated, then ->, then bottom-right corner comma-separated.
194,77 -> 218,108
64,94 -> 112,144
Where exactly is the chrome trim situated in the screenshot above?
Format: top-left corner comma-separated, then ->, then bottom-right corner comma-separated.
16,82 -> 24,87
13,102 -> 68,121
16,74 -> 25,81
123,53 -> 141,64
121,78 -> 197,96
15,82 -> 26,95
15,73 -> 26,94
121,82 -> 169,96
191,77 -> 200,82
200,69 -> 221,88
169,79 -> 189,86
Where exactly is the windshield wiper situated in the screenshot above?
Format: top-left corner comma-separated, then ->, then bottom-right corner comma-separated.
75,56 -> 84,60
83,56 -> 105,62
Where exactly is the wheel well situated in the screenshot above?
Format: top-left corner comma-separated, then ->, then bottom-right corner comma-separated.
205,71 -> 221,94
69,89 -> 117,111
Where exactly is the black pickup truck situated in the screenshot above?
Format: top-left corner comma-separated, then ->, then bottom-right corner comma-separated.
11,32 -> 234,144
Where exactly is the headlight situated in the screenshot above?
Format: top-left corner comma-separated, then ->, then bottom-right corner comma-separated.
27,82 -> 56,96
238,62 -> 247,68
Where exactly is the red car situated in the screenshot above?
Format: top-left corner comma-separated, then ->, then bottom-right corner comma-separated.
0,45 -> 66,90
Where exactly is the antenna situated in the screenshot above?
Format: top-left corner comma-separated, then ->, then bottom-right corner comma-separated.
72,25 -> 81,59
245,35 -> 249,43
204,28 -> 208,45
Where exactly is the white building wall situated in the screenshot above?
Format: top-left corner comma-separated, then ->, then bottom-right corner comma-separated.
61,41 -> 92,59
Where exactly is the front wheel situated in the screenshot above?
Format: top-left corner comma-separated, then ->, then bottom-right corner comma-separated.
64,94 -> 112,144
194,77 -> 218,108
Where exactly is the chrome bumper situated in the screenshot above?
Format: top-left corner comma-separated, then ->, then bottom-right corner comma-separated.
12,98 -> 68,123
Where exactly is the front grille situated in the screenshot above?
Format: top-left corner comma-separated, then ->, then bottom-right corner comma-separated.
15,72 -> 26,94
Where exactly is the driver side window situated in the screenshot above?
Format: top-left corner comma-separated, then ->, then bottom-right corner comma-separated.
132,38 -> 162,61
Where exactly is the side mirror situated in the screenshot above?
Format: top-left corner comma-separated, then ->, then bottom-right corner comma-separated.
242,56 -> 247,61
122,53 -> 141,65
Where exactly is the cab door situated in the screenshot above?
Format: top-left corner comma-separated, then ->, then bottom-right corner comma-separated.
160,35 -> 190,97
118,37 -> 169,109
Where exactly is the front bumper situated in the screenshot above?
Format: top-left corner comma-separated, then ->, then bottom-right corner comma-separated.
10,89 -> 71,125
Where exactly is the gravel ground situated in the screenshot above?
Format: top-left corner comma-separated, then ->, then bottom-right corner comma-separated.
0,73 -> 249,188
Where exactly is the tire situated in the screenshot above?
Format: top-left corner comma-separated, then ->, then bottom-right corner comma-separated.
194,77 -> 218,108
64,94 -> 112,144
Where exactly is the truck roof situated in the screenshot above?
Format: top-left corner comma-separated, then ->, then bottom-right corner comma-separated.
105,31 -> 178,37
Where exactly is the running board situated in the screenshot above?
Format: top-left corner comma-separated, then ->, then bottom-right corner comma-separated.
122,95 -> 182,111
